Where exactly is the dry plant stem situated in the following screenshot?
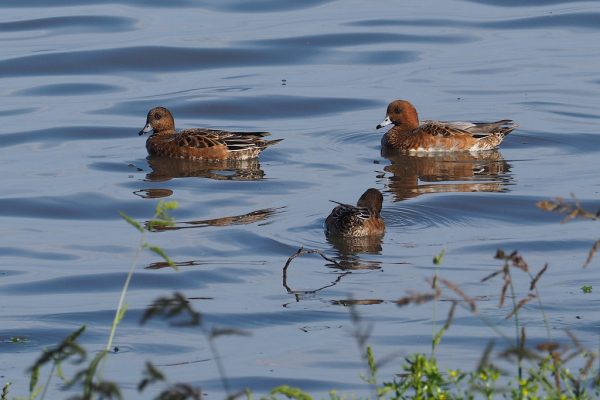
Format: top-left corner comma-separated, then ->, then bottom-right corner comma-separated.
583,238 -> 600,269
39,364 -> 57,400
93,226 -> 147,399
530,265 -> 553,344
95,207 -> 167,400
439,280 -> 521,351
537,195 -> 600,268
431,249 -> 444,355
204,328 -> 233,397
283,247 -> 343,271
505,294 -> 537,320
505,265 -> 523,380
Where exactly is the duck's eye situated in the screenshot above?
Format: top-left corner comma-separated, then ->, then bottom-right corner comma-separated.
395,108 -> 401,114
155,114 -> 162,120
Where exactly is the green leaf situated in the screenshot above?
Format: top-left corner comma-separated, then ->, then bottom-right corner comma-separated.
366,346 -> 377,377
115,302 -> 129,325
119,212 -> 143,233
29,364 -> 39,394
269,386 -> 313,400
163,201 -> 178,210
29,384 -> 42,400
433,248 -> 446,265
582,285 -> 592,293
148,220 -> 176,227
82,350 -> 109,398
148,246 -> 178,271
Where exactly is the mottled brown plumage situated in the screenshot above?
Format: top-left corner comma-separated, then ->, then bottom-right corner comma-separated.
376,100 -> 518,151
325,188 -> 385,237
139,107 -> 282,160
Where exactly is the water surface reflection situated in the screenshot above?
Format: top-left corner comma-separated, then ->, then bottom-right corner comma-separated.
148,207 -> 283,231
380,149 -> 513,202
144,155 -> 268,182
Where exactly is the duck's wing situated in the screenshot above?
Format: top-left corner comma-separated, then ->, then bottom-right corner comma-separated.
176,128 -> 271,150
415,122 -> 472,138
420,120 -> 515,138
329,201 -> 374,220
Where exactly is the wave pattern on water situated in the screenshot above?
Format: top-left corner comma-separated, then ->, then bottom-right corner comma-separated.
0,46 -> 419,77
0,16 -> 136,36
2,0 -> 600,398
0,0 -> 337,12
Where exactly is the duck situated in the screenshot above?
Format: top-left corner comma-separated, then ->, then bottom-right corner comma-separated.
376,100 -> 518,151
325,188 -> 385,237
139,107 -> 282,160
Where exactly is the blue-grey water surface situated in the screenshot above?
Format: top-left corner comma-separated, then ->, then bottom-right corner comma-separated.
1,0 -> 600,398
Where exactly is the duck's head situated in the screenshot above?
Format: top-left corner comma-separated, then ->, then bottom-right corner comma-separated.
139,107 -> 175,136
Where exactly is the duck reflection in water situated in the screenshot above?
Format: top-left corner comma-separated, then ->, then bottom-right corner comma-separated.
143,155 -> 268,182
325,234 -> 384,269
379,148 -> 513,203
146,207 -> 284,232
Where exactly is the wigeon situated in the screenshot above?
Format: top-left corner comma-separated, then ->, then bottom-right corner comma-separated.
376,100 -> 518,151
139,107 -> 282,160
325,188 -> 385,237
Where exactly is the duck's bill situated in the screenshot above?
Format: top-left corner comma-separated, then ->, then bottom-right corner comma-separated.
139,123 -> 153,136
376,116 -> 391,129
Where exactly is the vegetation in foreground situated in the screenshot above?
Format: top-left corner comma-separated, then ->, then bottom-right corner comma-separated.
2,196 -> 599,400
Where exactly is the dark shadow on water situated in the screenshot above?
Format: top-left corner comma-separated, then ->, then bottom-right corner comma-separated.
0,127 -> 130,149
282,268 -> 352,304
15,83 -> 125,97
146,207 -> 284,232
0,0 -> 337,12
0,45 -> 418,78
463,0 -> 584,6
347,12 -> 600,31
146,260 -> 266,270
133,188 -> 174,199
379,149 -> 513,203
98,94 -> 383,121
247,32 -> 475,47
143,155 -> 269,182
330,299 -> 384,306
0,15 -> 136,37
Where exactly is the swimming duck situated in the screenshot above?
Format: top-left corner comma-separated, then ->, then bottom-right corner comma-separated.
376,100 -> 518,151
325,188 -> 385,237
139,107 -> 282,160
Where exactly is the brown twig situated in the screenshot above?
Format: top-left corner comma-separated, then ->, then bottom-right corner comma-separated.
506,294 -> 537,320
481,268 -> 503,282
530,263 -> 548,290
499,279 -> 510,309
395,288 -> 440,307
583,238 -> 600,269
440,279 -> 476,312
283,246 -> 343,272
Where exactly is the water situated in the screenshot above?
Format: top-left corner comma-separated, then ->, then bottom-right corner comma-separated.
1,0 -> 600,398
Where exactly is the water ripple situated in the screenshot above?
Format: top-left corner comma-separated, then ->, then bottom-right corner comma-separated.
15,83 -> 125,96
0,0 -> 336,12
0,246 -> 79,261
347,12 -> 600,31
0,45 -> 418,77
248,32 -> 476,47
0,16 -> 136,36
97,95 -> 382,121
0,127 -> 130,148
0,192 -> 182,220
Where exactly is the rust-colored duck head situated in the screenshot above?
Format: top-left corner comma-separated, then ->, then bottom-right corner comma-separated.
376,100 -> 420,131
139,107 -> 176,136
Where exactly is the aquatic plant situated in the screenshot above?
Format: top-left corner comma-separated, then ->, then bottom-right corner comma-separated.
8,196 -> 600,400
18,201 -> 178,400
